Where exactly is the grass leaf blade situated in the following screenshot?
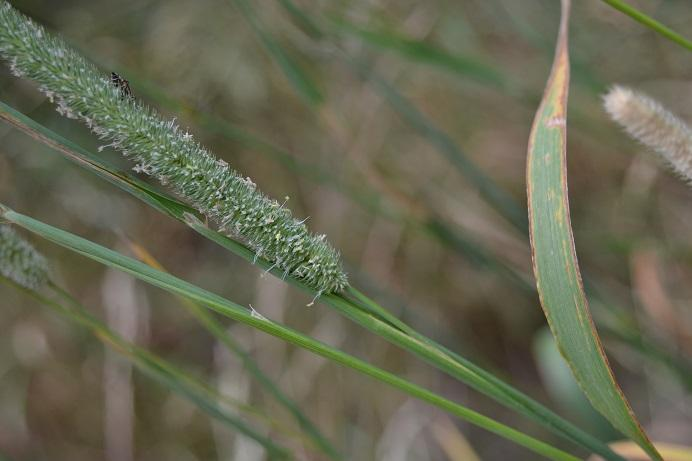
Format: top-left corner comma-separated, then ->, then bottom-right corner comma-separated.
526,2 -> 660,459
600,0 -> 692,52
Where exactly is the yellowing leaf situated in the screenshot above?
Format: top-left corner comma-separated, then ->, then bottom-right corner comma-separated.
526,1 -> 660,459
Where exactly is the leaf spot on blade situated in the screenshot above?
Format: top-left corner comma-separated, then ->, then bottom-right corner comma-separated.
546,116 -> 566,128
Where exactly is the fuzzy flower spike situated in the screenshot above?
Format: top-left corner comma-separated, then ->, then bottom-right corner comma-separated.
0,224 -> 49,290
603,85 -> 692,183
0,1 -> 347,294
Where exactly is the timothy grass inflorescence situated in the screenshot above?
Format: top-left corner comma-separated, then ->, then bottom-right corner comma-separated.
0,224 -> 49,290
0,1 -> 347,294
604,85 -> 692,182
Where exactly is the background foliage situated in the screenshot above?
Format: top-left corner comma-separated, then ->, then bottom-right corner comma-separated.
1,0 -> 691,460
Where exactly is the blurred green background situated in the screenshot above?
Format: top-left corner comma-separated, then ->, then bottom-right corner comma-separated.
0,0 -> 691,459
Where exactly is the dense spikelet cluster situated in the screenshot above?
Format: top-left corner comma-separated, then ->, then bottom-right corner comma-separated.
604,85 -> 692,182
0,224 -> 49,290
0,1 -> 347,294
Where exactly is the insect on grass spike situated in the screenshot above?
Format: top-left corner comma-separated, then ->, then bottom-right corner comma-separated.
111,72 -> 133,99
0,1 -> 348,295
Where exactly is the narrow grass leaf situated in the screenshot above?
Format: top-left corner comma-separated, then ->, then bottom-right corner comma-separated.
0,205 -> 583,461
526,1 -> 660,459
600,0 -> 692,52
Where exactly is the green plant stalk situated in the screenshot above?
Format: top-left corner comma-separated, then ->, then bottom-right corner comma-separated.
600,0 -> 692,52
0,205 -> 583,461
58,4 -> 692,452
0,278 -> 293,460
182,122 -> 624,461
0,101 -> 622,460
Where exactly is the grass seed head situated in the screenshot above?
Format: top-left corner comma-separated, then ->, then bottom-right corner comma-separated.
0,1 -> 348,294
604,85 -> 692,183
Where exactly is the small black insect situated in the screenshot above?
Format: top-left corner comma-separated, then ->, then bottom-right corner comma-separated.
110,72 -> 133,99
